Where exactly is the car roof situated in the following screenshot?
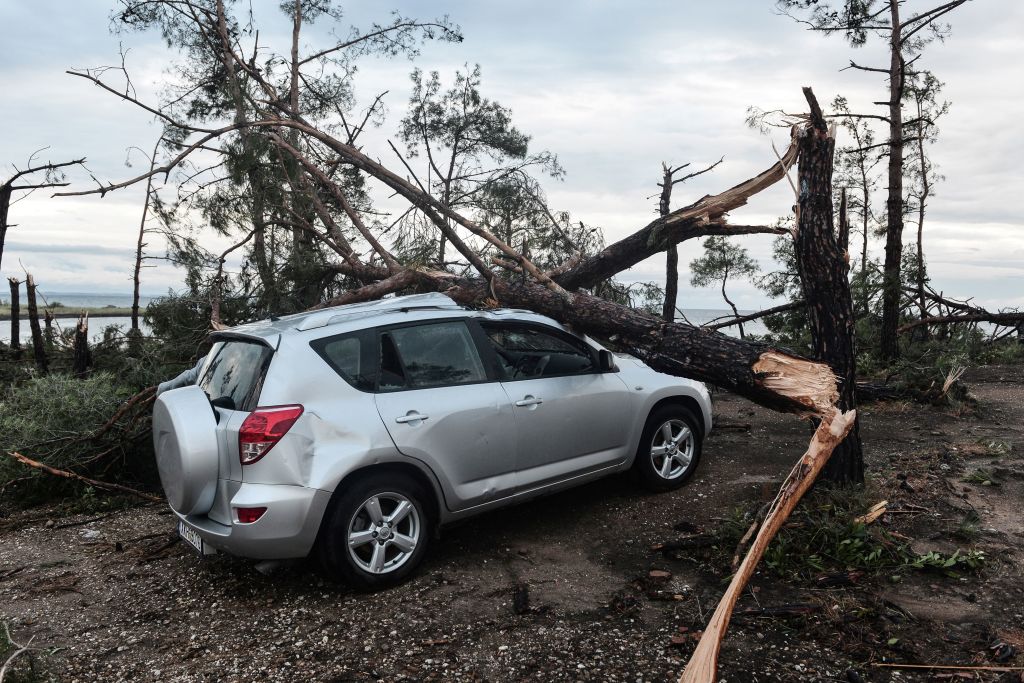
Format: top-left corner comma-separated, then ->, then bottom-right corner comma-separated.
221,293 -> 560,341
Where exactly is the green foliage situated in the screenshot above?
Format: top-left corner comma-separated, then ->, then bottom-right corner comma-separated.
690,236 -> 758,290
397,64 -> 563,265
719,488 -> 985,583
963,469 -> 999,487
756,233 -> 811,347
0,373 -> 157,505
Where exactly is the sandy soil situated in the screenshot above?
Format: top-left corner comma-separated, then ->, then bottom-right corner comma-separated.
2,365 -> 1023,682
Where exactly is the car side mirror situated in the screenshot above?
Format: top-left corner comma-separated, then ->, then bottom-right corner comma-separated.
598,349 -> 618,373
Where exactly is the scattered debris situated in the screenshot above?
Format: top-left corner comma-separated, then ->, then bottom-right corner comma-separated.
854,500 -> 888,525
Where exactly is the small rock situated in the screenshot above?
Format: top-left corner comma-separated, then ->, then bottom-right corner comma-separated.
648,570 -> 672,581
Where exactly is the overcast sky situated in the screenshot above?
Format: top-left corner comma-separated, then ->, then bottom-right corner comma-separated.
2,0 -> 1021,310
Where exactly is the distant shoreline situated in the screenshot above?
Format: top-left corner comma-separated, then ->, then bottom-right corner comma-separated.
0,306 -> 133,321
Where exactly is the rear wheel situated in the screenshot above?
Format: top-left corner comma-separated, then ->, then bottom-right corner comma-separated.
317,472 -> 431,590
633,405 -> 703,492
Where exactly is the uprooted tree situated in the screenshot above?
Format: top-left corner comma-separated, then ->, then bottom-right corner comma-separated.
45,1 -> 874,679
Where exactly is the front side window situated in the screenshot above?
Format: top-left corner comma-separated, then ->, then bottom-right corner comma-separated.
382,321 -> 487,390
199,339 -> 272,411
481,323 -> 595,380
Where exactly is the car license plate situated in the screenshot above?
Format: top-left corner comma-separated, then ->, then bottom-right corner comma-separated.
178,520 -> 205,555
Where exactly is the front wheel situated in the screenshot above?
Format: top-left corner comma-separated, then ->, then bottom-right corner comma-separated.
633,405 -> 703,492
317,472 -> 431,590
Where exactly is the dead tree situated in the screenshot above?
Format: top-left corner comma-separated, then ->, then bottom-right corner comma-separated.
131,139 -> 160,339
1,155 -> 86,274
24,274 -> 46,374
7,278 -> 20,358
657,158 -> 724,321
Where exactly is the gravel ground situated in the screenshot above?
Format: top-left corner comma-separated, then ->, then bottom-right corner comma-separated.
2,365 -> 1023,682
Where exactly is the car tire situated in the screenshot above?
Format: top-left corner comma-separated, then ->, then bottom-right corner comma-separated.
317,472 -> 432,591
633,405 -> 703,492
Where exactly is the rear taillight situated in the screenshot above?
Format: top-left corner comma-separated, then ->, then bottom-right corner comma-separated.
238,405 -> 304,465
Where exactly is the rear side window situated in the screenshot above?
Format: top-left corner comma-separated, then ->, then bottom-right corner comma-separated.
310,329 -> 376,392
199,339 -> 272,411
384,321 -> 487,389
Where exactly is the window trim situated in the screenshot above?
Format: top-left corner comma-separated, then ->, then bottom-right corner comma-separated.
472,319 -> 601,382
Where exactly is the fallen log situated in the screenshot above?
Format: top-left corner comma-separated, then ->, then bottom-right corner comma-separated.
703,301 -> 804,330
679,408 -> 856,683
898,311 -> 1024,334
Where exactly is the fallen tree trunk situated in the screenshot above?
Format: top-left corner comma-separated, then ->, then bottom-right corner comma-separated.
704,300 -> 803,330
898,311 -> 1024,334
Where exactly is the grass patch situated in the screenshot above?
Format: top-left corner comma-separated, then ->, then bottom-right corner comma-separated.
963,468 -> 1001,486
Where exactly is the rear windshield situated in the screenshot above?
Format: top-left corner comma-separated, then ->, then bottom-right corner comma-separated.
199,339 -> 272,411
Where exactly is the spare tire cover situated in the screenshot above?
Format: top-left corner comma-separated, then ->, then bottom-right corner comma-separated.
152,385 -> 220,515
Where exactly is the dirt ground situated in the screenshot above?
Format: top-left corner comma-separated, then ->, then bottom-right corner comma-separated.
2,365 -> 1023,682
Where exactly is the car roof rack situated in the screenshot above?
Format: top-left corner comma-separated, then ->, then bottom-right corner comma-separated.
294,292 -> 463,331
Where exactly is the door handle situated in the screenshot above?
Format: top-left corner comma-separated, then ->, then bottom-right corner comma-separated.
395,411 -> 429,424
515,396 -> 543,407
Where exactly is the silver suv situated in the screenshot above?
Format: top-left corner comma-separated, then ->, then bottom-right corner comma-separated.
153,293 -> 712,589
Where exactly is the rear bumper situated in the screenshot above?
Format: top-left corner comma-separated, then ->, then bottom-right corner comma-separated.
175,482 -> 331,559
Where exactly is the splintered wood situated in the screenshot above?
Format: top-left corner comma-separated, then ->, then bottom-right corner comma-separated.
752,351 -> 840,416
679,409 -> 856,683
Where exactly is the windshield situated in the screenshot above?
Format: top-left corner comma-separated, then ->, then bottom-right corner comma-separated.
199,339 -> 272,411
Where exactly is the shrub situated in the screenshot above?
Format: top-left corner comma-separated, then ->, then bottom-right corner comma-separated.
0,372 -> 157,506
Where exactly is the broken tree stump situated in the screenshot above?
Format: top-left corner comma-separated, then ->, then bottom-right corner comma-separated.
73,312 -> 90,378
25,274 -> 47,374
7,277 -> 20,358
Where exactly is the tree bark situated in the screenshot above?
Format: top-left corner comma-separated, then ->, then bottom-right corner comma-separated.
880,1 -> 905,361
663,245 -> 679,322
7,277 -> 20,358
837,186 -> 850,256
794,88 -> 863,485
913,95 -> 931,338
660,164 -> 679,322
25,274 -> 47,374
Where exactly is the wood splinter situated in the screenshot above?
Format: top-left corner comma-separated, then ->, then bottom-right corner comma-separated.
679,409 -> 856,683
